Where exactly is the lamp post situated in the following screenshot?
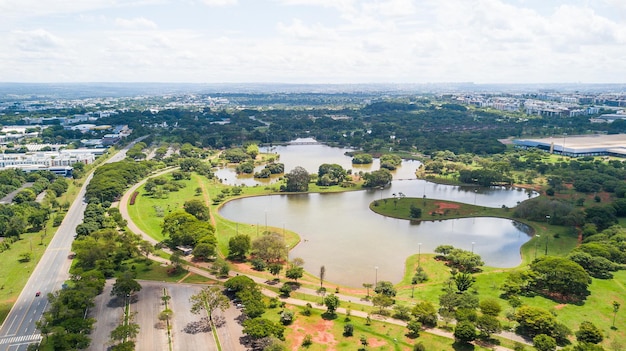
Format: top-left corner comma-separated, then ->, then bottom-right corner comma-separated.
562,133 -> 567,156
375,266 -> 378,287
534,235 -> 540,259
474,189 -> 478,206
417,243 -> 422,268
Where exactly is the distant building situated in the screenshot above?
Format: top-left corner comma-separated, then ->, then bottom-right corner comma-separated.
514,134 -> 626,157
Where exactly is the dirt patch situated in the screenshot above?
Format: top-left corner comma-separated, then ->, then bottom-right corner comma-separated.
289,319 -> 336,351
554,304 -> 567,310
434,202 -> 460,210
430,201 -> 461,215
368,337 -> 387,347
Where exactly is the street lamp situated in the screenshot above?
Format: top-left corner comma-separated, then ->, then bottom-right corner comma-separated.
417,243 -> 422,267
474,189 -> 478,206
562,133 -> 567,156
534,235 -> 540,259
544,234 -> 549,256
375,266 -> 378,287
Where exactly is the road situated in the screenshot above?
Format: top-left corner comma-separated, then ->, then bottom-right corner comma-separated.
0,175 -> 89,351
0,138 -> 145,351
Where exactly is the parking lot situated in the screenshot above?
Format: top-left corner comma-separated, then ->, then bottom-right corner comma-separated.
88,280 -> 245,351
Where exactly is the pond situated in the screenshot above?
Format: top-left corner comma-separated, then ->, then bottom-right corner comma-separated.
217,140 -> 536,287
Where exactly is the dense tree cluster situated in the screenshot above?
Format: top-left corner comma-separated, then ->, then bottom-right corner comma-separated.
316,163 -> 348,186
86,161 -> 155,203
161,210 -> 216,259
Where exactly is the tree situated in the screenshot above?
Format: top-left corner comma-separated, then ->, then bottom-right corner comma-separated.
406,319 -> 421,338
252,232 -> 287,263
192,242 -> 215,261
576,321 -> 603,344
284,166 -> 310,192
268,263 -> 283,277
228,234 -> 251,261
479,298 -> 502,316
374,281 -> 397,297
317,163 -> 347,186
476,314 -> 502,338
324,294 -> 340,315
372,294 -> 394,314
110,322 -> 140,342
612,301 -> 620,328
454,272 -> 475,292
533,334 -> 557,351
285,266 -> 304,282
363,283 -> 373,298
392,305 -> 412,321
411,301 -> 438,327
225,275 -> 257,293
515,306 -> 560,339
454,320 -> 477,343
530,256 -> 591,300
242,318 -> 285,340
343,323 -> 354,336
189,286 -> 230,324
280,310 -> 294,325
111,272 -> 142,300
183,199 -> 210,221
362,169 -> 392,188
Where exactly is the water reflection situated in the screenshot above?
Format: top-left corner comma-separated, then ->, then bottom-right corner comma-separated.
220,192 -> 533,287
216,140 -> 536,287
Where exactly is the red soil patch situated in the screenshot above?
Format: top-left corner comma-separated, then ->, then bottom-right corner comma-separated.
554,304 -> 566,310
435,202 -> 460,210
289,319 -> 336,351
431,201 -> 461,215
368,337 -> 387,347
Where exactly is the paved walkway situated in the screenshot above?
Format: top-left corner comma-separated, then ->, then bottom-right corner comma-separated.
117,175 -> 530,351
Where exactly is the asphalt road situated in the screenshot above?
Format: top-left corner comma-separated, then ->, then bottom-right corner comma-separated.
0,175 -> 90,351
0,138 -> 146,351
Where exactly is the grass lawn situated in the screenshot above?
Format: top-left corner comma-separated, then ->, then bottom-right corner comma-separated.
278,305 -> 496,350
0,216 -> 66,324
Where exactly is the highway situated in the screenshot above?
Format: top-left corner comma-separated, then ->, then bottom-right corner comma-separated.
0,175 -> 90,351
0,138 -> 144,351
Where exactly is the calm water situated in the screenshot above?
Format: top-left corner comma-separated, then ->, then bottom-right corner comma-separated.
217,140 -> 536,287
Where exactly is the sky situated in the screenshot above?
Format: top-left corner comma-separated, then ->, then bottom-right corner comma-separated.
1,0 -> 625,84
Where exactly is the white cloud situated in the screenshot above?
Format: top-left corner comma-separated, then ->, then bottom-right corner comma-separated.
11,29 -> 65,52
200,0 -> 238,6
115,17 -> 158,29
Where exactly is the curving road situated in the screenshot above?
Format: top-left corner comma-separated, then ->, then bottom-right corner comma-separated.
0,138 -> 146,351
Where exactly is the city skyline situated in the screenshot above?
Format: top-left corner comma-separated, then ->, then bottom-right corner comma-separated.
1,0 -> 625,84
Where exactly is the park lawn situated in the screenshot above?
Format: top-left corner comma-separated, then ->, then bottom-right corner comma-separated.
514,269 -> 626,348
130,259 -> 190,282
371,197 -> 512,221
280,305 -> 494,351
127,172 -> 206,241
0,219 -> 61,324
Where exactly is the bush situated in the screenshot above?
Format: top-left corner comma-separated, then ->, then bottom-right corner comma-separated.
343,323 -> 354,337
280,310 -> 294,325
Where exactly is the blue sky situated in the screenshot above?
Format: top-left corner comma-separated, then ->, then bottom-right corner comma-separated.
1,0 -> 625,84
